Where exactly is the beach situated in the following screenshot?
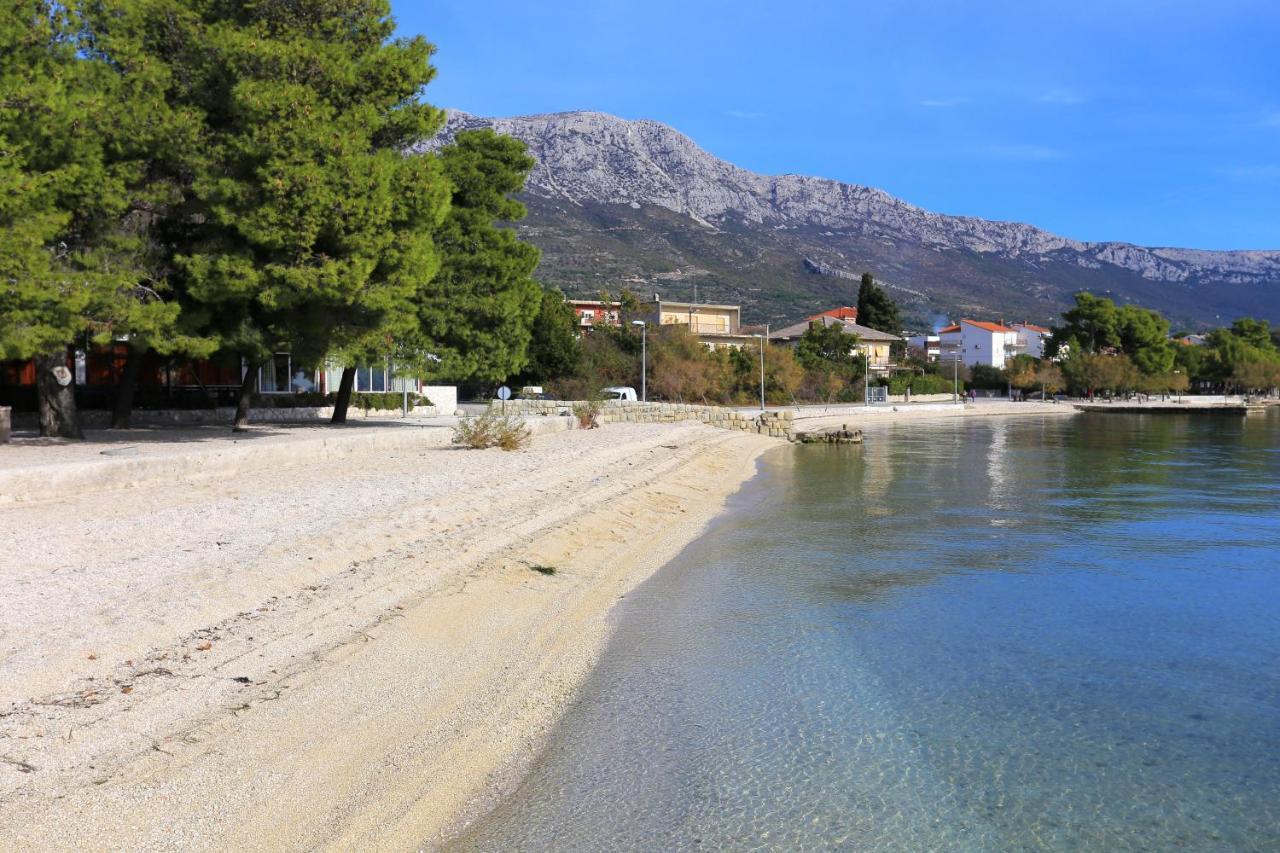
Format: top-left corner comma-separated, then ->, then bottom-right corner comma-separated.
0,420 -> 775,850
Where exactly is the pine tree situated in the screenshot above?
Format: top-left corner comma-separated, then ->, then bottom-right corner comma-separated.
135,0 -> 450,429
523,287 -> 582,382
411,129 -> 543,386
0,2 -> 197,436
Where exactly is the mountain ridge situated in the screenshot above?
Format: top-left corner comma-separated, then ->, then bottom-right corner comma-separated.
426,109 -> 1280,327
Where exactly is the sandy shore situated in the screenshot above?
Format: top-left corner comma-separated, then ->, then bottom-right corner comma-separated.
0,422 -> 776,851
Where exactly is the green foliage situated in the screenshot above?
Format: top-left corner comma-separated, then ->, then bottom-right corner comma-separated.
0,1 -> 201,362
1056,292 -> 1120,354
794,321 -> 859,370
886,372 -> 953,395
147,0 -> 449,373
966,364 -> 1007,390
452,411 -> 530,451
856,273 -> 903,336
1116,304 -> 1174,374
415,129 -> 543,384
251,391 -> 431,410
524,287 -> 582,382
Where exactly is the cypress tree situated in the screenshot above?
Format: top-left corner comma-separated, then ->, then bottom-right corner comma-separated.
855,272 -> 903,337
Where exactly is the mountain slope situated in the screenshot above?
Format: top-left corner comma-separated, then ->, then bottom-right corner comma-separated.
428,110 -> 1280,328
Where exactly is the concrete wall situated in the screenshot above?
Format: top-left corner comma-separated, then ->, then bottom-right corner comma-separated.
422,385 -> 459,416
492,399 -> 798,441
11,403 -> 450,430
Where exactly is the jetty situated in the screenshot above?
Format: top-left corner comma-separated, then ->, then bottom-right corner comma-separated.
1074,399 -> 1277,416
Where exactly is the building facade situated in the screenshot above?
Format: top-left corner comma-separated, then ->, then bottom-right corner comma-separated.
642,297 -> 756,349
566,299 -> 622,330
770,315 -> 902,373
938,320 -> 1022,368
1011,323 -> 1052,359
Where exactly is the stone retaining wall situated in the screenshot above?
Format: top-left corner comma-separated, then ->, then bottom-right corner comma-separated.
491,399 -> 798,441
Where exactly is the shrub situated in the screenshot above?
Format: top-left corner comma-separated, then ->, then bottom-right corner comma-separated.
887,372 -> 953,395
572,400 -> 602,429
250,391 -> 431,410
452,412 -> 531,451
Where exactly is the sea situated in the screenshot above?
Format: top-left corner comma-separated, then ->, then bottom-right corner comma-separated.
453,410 -> 1280,851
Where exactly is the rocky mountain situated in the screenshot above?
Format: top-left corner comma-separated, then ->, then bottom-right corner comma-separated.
428,110 -> 1280,329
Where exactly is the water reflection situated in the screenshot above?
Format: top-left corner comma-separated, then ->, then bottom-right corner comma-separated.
453,411 -> 1280,851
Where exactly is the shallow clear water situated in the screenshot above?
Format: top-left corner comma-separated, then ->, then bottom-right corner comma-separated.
454,412 -> 1280,851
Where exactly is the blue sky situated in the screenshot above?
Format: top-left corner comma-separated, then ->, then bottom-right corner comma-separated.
396,1 -> 1280,251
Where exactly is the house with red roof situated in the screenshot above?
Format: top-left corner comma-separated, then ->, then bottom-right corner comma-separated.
807,306 -> 859,323
1011,323 -> 1053,358
938,319 -> 1023,368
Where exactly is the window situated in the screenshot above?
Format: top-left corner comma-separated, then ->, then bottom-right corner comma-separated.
354,363 -> 389,393
258,354 -> 316,393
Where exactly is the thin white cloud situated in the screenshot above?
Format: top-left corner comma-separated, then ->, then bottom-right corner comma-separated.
1035,89 -> 1087,106
982,144 -> 1064,162
919,97 -> 969,108
724,109 -> 767,120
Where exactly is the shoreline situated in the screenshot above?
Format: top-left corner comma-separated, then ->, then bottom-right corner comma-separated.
1,406 -> 1084,850
0,422 -> 777,851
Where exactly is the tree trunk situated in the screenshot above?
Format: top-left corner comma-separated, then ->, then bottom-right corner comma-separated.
232,359 -> 257,432
35,349 -> 83,439
330,366 -> 356,424
111,343 -> 144,429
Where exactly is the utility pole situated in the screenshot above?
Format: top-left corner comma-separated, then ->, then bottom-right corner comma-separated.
757,325 -> 768,411
632,320 -> 647,402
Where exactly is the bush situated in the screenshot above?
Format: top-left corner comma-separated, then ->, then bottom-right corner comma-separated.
572,400 -> 602,429
966,364 -> 1007,390
886,372 -> 953,395
251,391 -> 432,410
452,412 -> 531,451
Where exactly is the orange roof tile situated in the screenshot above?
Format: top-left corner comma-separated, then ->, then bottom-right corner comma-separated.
962,319 -> 1017,334
807,306 -> 859,322
938,324 -> 962,334
1015,323 -> 1052,333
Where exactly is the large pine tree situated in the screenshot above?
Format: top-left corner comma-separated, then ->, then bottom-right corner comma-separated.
0,1 -> 194,437
133,0 -> 451,428
411,129 -> 543,386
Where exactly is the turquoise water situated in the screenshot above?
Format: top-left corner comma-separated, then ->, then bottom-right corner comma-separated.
455,412 -> 1280,851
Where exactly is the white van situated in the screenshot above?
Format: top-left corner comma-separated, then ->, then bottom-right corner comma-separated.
600,386 -> 638,402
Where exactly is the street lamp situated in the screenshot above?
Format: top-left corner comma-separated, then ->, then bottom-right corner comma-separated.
632,320 -> 647,402
952,350 -> 959,403
864,349 -> 870,406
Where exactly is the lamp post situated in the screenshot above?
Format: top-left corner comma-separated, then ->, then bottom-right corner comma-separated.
864,350 -> 870,406
632,320 -> 647,402
952,351 -> 959,403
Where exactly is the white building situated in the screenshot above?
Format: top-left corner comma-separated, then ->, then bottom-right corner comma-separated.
1011,323 -> 1052,359
906,334 -> 941,362
938,320 -> 1022,368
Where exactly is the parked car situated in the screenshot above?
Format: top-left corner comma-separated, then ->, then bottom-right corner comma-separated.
600,386 -> 638,402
